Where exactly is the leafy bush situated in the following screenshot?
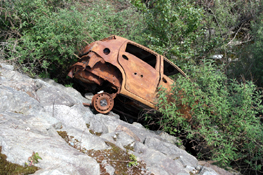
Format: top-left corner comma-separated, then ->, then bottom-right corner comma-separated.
1,0 -> 145,81
132,0 -> 205,59
215,0 -> 263,87
157,60 -> 263,172
1,0 -> 89,78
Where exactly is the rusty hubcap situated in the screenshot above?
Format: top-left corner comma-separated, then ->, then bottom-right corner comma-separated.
92,92 -> 114,114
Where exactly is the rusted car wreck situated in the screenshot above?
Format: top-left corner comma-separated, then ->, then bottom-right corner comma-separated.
68,35 -> 186,114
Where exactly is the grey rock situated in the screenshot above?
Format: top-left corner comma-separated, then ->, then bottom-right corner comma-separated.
184,165 -> 198,174
0,85 -> 46,117
0,79 -> 40,101
61,126 -> 108,151
33,79 -> 51,89
40,78 -> 91,105
115,125 -> 141,142
44,105 -> 88,131
101,160 -> 115,175
0,112 -> 100,175
0,68 -> 32,82
42,78 -> 65,88
155,131 -> 185,149
88,117 -> 109,135
63,86 -> 91,104
42,114 -> 61,127
148,166 -> 170,175
100,132 -> 116,143
107,111 -> 120,119
34,168 -> 70,175
0,62 -> 14,70
114,131 -> 136,148
81,107 -> 95,123
119,122 -> 168,144
132,122 -> 144,129
196,165 -> 202,171
134,142 -> 187,175
94,114 -> 122,133
199,167 -> 219,175
0,62 -> 237,175
100,132 -> 125,150
105,165 -> 115,175
52,122 -> 63,130
0,112 -> 57,137
84,92 -> 94,103
36,86 -> 78,107
94,114 -> 166,143
144,137 -> 198,168
198,161 -> 237,175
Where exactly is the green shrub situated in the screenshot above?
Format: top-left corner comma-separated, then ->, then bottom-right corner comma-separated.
157,60 -> 263,172
2,0 -> 88,78
2,0 -> 145,81
131,0 -> 227,62
132,0 -> 205,59
220,1 -> 263,87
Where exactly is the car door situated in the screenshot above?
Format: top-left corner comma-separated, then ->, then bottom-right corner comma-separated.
118,42 -> 160,102
158,56 -> 187,92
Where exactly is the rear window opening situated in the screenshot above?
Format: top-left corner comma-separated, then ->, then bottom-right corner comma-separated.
125,43 -> 157,69
164,60 -> 180,76
163,58 -> 186,80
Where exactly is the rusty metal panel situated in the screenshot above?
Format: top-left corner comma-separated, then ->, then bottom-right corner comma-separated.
87,61 -> 122,89
118,52 -> 159,102
85,52 -> 105,68
76,70 -> 104,85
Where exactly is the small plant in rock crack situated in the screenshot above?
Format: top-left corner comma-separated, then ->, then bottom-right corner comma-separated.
27,152 -> 42,166
128,154 -> 138,167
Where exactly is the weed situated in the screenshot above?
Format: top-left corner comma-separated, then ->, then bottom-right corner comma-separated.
28,152 -> 42,166
128,154 -> 138,167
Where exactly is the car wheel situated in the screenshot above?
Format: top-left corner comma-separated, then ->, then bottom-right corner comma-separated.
92,92 -> 114,114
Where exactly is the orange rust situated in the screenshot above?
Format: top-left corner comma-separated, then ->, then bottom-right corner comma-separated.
68,35 -> 187,114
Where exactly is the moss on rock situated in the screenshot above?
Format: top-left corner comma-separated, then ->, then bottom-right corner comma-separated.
0,147 -> 39,175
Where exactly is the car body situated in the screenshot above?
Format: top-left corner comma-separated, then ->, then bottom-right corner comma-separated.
68,35 -> 186,114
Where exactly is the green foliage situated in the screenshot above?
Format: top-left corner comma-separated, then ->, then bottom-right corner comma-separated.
128,153 -> 138,167
28,152 -> 42,166
65,83 -> 73,87
83,1 -> 145,45
0,147 -> 39,174
132,0 -> 210,60
1,0 -> 145,82
2,0 -> 88,78
225,1 -> 263,87
198,0 -> 260,61
157,60 -> 263,171
247,3 -> 263,87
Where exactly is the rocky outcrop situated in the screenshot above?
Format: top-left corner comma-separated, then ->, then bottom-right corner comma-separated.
0,61 -> 229,175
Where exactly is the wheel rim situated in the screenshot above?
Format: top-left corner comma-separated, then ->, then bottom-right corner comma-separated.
92,92 -> 114,114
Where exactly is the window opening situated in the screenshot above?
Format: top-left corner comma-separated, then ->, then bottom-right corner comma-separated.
125,43 -> 157,69
163,59 -> 180,76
